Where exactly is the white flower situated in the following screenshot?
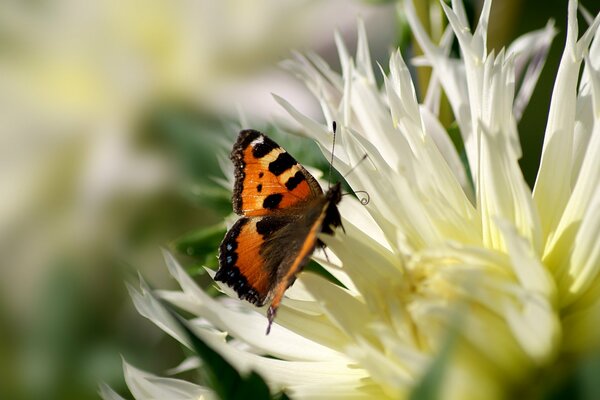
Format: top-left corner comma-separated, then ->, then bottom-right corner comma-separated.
111,0 -> 600,399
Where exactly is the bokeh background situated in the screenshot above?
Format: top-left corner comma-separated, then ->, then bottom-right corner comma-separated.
0,0 -> 597,399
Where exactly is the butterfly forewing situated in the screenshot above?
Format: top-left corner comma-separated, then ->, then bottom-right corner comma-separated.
231,130 -> 322,216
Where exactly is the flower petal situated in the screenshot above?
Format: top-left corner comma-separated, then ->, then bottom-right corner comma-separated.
123,359 -> 213,400
477,122 -> 542,253
533,0 -> 600,241
160,250 -> 348,361
98,383 -> 127,400
509,21 -> 557,120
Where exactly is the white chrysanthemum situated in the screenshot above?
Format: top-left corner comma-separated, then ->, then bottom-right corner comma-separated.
109,0 -> 600,399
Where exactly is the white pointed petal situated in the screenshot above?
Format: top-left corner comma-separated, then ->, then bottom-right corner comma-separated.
123,360 -> 212,400
371,323 -> 428,375
272,303 -> 352,352
419,106 -> 472,200
579,4 -> 595,24
161,251 -> 346,361
575,10 -> 600,56
441,2 -> 476,62
300,273 -> 373,340
356,20 -> 375,85
478,123 -> 541,253
348,76 -> 410,170
533,0 -> 600,240
509,21 -> 557,120
343,129 -> 442,252
422,27 -> 455,115
312,250 -> 360,295
166,357 -> 201,375
564,186 -> 600,302
127,280 -> 192,348
545,120 -> 600,303
406,0 -> 479,183
320,221 -> 406,314
409,295 -> 529,378
290,380 -> 388,399
338,195 -> 391,251
98,383 -> 127,400
496,219 -> 556,300
272,94 -> 349,167
305,51 -> 344,92
341,58 -> 353,128
472,0 -> 492,57
572,51 -> 600,177
387,51 -> 421,130
404,0 -> 471,134
281,52 -> 342,126
346,340 -> 412,397
335,30 -> 351,81
580,19 -> 600,90
503,292 -> 560,364
450,0 -> 469,32
272,94 -> 329,142
194,328 -> 368,390
446,266 -> 559,365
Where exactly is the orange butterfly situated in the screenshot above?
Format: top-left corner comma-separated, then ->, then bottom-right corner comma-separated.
215,129 -> 343,334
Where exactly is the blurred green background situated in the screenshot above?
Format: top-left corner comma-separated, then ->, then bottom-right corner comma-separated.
0,0 -> 597,399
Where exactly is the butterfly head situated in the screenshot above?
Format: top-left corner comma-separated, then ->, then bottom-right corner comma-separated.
322,182 -> 343,235
326,182 -> 342,203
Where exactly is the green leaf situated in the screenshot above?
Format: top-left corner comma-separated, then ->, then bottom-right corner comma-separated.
304,260 -> 345,288
185,183 -> 232,215
173,222 -> 226,259
543,351 -> 600,400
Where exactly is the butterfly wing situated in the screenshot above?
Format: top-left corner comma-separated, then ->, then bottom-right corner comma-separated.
231,130 -> 322,216
216,200 -> 331,332
218,129 -> 344,334
217,210 -> 320,304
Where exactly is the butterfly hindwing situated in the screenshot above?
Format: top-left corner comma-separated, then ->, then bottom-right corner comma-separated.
216,217 -> 271,305
231,130 -> 322,216
216,212 -> 321,307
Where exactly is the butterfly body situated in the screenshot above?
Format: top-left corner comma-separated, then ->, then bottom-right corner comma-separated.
215,129 -> 342,333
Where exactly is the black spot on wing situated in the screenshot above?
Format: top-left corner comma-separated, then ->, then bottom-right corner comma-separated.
256,216 -> 289,239
215,266 -> 263,305
269,152 -> 296,176
285,170 -> 305,190
252,135 -> 279,158
262,193 -> 283,209
256,184 -> 262,192
258,172 -> 264,178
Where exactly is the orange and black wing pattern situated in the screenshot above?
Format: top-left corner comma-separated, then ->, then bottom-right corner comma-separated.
231,130 -> 322,216
216,215 -> 293,306
216,129 -> 344,334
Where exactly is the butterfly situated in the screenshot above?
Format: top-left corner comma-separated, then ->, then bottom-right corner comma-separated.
215,129 -> 343,334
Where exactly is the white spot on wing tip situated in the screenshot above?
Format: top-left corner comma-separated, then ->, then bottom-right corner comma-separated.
250,136 -> 264,147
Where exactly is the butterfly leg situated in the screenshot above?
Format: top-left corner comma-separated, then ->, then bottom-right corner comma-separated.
266,305 -> 277,335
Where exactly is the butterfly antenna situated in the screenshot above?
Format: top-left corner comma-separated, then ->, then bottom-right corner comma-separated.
341,153 -> 371,205
354,190 -> 370,205
343,153 -> 368,180
328,121 -> 337,189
